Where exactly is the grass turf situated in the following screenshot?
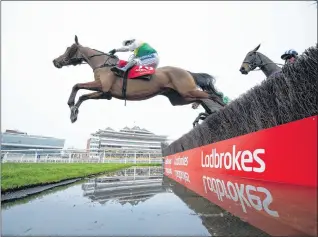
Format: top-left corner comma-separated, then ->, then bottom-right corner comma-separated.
1,162 -> 161,192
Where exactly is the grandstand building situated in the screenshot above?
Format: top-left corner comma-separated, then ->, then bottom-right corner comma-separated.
87,126 -> 168,158
1,129 -> 65,154
82,167 -> 165,205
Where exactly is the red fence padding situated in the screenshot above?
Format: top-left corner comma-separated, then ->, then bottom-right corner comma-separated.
164,115 -> 317,236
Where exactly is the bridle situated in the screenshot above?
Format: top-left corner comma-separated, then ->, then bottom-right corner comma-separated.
243,51 -> 284,72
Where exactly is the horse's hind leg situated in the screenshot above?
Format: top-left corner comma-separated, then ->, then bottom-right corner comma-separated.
192,102 -> 200,109
180,90 -> 225,125
183,90 -> 226,107
162,89 -> 213,126
70,92 -> 112,123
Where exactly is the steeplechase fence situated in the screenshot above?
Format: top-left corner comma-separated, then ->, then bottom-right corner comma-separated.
162,44 -> 318,236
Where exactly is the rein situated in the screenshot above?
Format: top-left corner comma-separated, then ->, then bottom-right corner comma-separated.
88,49 -> 119,70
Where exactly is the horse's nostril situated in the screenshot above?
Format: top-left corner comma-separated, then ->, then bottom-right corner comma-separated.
53,59 -> 62,68
240,67 -> 248,74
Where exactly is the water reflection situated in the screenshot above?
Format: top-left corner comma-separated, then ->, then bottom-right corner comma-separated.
82,166 -> 168,206
1,166 -> 269,237
165,166 -> 317,237
164,176 -> 269,236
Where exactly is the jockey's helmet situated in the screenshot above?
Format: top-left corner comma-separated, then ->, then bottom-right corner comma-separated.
122,38 -> 136,46
281,49 -> 298,60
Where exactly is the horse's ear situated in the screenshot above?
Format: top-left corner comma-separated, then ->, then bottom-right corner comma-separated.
253,44 -> 261,52
75,35 -> 79,45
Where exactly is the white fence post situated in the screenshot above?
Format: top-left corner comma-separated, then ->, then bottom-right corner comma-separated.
20,154 -> 25,163
134,152 -> 137,164
3,152 -> 9,163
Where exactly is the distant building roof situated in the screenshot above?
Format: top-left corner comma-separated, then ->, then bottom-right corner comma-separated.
4,129 -> 27,135
121,126 -> 131,131
92,125 -> 167,138
1,129 -> 65,151
120,126 -> 152,134
2,129 -> 64,140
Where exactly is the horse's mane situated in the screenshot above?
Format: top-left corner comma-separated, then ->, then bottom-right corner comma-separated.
91,48 -> 106,54
88,47 -> 119,66
163,43 -> 318,156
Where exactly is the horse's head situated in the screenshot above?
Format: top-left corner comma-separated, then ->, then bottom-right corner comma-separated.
239,44 -> 262,74
53,35 -> 85,69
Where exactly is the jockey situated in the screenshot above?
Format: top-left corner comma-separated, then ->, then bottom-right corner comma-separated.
109,38 -> 160,75
281,49 -> 298,64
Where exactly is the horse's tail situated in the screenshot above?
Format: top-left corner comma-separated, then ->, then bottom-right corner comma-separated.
187,71 -> 227,106
187,71 -> 217,93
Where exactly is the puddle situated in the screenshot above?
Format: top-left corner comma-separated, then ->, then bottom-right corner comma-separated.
1,166 -> 268,236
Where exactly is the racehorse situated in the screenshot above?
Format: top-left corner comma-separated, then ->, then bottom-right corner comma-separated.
53,36 -> 226,124
239,44 -> 283,77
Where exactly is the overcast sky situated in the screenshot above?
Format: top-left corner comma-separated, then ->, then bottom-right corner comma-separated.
2,1 -> 317,148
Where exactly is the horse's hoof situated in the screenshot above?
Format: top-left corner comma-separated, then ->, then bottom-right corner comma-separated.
70,106 -> 79,123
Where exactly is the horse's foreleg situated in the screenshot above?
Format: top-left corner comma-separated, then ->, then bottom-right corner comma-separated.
70,92 -> 112,123
67,80 -> 103,108
75,92 -> 111,108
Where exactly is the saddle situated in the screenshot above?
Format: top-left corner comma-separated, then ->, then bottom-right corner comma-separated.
111,60 -> 155,81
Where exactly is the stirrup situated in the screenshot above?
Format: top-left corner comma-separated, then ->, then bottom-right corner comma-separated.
111,66 -> 125,77
111,66 -> 121,72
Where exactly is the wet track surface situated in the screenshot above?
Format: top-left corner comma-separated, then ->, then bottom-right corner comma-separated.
1,166 -> 268,236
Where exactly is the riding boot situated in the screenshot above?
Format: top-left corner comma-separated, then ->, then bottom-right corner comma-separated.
111,60 -> 137,76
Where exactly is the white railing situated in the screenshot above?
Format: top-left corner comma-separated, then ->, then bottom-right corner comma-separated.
0,148 -> 163,164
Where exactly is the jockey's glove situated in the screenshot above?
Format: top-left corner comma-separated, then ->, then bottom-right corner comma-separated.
109,49 -> 116,55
